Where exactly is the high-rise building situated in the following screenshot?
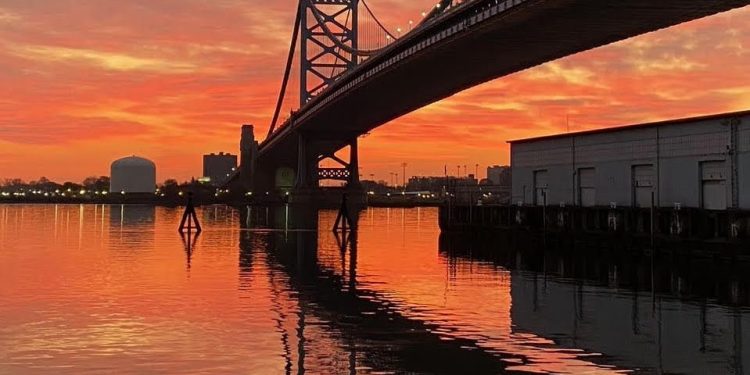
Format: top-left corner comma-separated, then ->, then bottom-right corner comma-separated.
203,152 -> 238,186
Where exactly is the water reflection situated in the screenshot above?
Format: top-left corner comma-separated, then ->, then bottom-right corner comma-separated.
181,231 -> 200,270
245,221 -> 508,374
108,204 -> 156,251
440,231 -> 750,374
109,204 -> 155,226
1,204 -> 749,374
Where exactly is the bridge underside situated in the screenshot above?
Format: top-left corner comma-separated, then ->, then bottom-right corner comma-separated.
259,0 -> 748,164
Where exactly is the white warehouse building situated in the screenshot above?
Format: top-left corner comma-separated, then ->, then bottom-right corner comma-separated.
510,110 -> 750,210
110,156 -> 157,194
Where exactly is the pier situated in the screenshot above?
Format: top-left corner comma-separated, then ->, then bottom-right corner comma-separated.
439,203 -> 750,250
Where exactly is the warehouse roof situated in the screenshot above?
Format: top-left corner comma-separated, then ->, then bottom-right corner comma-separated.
508,109 -> 750,144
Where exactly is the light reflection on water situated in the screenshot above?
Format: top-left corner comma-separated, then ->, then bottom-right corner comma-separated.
0,204 -> 748,374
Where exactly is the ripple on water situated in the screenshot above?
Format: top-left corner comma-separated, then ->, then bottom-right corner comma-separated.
1,205 -> 749,374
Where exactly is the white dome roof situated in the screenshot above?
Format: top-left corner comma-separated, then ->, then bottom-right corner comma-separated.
110,156 -> 157,193
111,156 -> 155,168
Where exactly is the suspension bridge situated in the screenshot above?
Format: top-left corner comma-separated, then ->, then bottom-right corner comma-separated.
228,0 -> 749,205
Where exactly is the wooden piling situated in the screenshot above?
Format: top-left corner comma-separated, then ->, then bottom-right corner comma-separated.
178,192 -> 202,234
333,193 -> 355,232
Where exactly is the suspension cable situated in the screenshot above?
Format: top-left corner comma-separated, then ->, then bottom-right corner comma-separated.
267,3 -> 303,138
268,0 -> 400,138
360,0 -> 399,41
305,0 -> 393,57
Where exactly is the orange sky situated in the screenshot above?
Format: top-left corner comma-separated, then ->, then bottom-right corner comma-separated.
0,1 -> 748,183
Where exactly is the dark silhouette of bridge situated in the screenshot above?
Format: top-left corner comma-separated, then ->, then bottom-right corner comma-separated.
229,0 -> 749,205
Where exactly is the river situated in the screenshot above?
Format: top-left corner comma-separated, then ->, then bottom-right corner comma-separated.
0,204 -> 748,374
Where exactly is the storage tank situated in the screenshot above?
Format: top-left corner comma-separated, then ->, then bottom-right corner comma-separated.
110,156 -> 156,193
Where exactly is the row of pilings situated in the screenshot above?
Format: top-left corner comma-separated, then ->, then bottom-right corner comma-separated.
439,203 -> 750,252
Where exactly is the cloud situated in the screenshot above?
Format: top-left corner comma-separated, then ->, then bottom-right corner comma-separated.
7,44 -> 199,73
0,8 -> 20,24
0,1 -> 748,181
628,55 -> 706,73
525,62 -> 603,87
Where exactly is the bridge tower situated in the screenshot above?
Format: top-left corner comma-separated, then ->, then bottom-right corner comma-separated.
238,0 -> 374,206
292,0 -> 364,206
300,0 -> 359,105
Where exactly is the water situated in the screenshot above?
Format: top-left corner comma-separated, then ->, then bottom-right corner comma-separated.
1,204 -> 748,374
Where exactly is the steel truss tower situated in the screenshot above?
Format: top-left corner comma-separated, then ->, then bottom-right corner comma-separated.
300,0 -> 358,105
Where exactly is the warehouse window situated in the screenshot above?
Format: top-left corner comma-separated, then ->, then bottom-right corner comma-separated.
632,164 -> 655,207
578,168 -> 596,207
533,170 -> 548,206
701,160 -> 727,210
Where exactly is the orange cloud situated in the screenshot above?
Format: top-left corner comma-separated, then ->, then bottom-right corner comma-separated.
0,1 -> 748,182
8,44 -> 200,73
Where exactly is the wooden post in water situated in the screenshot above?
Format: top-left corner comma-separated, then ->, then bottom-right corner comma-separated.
333,193 -> 355,232
178,192 -> 202,234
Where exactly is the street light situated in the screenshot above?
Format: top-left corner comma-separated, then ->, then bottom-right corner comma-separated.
401,162 -> 407,191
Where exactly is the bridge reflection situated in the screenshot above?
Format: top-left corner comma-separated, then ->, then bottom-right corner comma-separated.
233,206 -> 750,373
236,206 -> 509,374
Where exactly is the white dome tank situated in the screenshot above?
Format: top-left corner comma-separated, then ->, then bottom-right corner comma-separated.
110,156 -> 156,193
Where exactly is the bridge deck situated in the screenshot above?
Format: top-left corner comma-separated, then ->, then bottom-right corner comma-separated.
259,0 -> 748,162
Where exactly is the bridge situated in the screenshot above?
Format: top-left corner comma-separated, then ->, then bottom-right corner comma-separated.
229,0 -> 750,205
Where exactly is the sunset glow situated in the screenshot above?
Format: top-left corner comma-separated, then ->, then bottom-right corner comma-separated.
0,1 -> 747,182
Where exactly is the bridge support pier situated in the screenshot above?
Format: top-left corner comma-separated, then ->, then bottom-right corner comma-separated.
289,134 -> 365,208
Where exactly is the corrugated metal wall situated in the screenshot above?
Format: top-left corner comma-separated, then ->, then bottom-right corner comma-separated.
511,113 -> 750,210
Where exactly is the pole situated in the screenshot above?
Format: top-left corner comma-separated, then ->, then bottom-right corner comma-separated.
444,165 -> 448,198
542,190 -> 547,247
401,162 -> 407,191
650,190 -> 655,249
543,190 -> 547,232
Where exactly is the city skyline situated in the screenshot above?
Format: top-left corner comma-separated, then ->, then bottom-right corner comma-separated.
0,1 -> 748,182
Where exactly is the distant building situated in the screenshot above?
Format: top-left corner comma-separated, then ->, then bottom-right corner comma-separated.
203,152 -> 237,186
361,180 -> 391,194
509,110 -> 750,209
407,176 -> 477,192
406,175 -> 508,203
110,156 -> 156,194
487,165 -> 511,186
